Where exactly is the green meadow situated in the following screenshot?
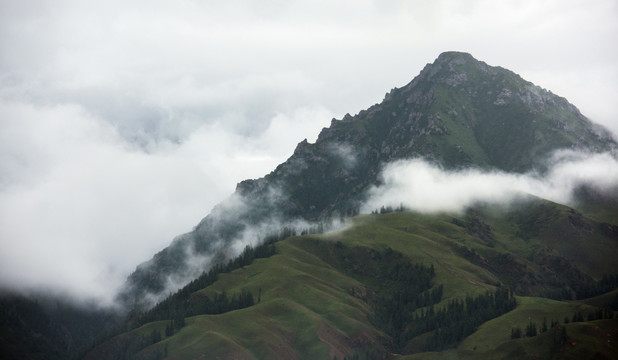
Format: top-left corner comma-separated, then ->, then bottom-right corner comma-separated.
85,198 -> 618,360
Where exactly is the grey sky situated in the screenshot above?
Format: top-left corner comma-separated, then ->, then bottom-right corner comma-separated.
1,0 -> 617,304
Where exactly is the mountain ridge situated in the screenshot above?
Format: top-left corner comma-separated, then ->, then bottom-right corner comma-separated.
118,51 -> 617,309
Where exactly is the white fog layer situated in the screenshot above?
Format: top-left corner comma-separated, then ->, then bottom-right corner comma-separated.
363,151 -> 618,214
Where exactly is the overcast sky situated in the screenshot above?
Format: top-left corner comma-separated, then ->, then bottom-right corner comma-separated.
1,0 -> 617,305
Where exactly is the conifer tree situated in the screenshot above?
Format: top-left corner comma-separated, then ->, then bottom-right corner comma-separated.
525,321 -> 537,337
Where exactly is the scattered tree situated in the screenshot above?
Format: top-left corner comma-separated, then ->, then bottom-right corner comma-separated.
525,321 -> 537,337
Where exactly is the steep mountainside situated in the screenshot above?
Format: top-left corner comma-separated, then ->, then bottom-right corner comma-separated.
85,199 -> 618,360
119,51 -> 617,308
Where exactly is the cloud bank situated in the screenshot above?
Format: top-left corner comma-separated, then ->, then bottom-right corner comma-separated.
363,151 -> 618,214
0,100 -> 332,305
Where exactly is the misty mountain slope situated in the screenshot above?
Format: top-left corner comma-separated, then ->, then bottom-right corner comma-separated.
85,200 -> 618,360
119,51 -> 617,307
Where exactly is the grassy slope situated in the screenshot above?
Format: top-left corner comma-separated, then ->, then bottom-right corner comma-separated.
128,239 -> 386,360
401,318 -> 618,360
87,199 -> 618,360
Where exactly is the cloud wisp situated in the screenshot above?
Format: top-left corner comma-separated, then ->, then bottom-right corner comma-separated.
362,151 -> 618,214
118,184 -> 349,309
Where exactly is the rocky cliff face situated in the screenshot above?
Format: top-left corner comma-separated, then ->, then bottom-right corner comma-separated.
118,52 -> 617,308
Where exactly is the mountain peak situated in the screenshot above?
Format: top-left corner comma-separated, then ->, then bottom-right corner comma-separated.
408,51 -> 494,90
118,52 -> 617,307
435,50 -> 475,63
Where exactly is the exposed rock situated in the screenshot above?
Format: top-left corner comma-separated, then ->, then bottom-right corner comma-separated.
551,117 -> 568,130
444,72 -> 467,87
567,209 -> 593,233
600,222 -> 618,240
493,88 -> 512,106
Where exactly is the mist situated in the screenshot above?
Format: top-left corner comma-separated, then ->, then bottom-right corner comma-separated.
362,150 -> 618,214
0,101 -> 332,306
119,185 -> 349,308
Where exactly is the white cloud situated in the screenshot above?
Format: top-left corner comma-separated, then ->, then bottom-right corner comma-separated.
0,99 -> 332,304
362,151 -> 618,214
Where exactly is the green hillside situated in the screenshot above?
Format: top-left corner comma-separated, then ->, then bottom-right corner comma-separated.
84,197 -> 618,360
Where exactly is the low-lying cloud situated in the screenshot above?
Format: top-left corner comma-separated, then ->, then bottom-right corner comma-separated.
120,185 -> 349,308
0,99 -> 332,306
362,150 -> 618,214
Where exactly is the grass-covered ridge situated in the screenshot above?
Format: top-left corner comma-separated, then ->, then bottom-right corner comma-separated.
85,197 -> 618,360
